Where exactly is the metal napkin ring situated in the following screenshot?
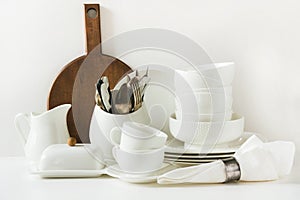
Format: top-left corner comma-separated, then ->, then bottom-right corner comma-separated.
223,157 -> 241,183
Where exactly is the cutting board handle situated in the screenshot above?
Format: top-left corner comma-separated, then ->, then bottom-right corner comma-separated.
84,4 -> 101,54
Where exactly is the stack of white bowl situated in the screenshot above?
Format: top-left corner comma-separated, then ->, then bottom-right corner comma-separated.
170,62 -> 244,148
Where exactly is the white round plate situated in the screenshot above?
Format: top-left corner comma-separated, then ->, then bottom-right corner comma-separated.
165,132 -> 253,154
164,152 -> 234,159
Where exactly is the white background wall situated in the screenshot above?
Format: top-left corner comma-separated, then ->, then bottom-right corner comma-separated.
1,0 -> 300,156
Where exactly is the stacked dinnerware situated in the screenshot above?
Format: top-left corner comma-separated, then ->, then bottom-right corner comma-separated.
169,62 -> 244,152
110,122 -> 168,173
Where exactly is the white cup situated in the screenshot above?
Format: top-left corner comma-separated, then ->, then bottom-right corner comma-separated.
112,146 -> 165,173
109,122 -> 167,152
94,104 -> 151,144
169,113 -> 244,145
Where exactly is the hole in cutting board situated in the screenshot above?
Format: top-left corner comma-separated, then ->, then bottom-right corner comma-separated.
87,8 -> 97,19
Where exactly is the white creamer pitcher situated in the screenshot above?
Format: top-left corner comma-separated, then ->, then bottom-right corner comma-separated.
14,104 -> 71,166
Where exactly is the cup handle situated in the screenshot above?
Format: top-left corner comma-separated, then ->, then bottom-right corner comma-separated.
109,127 -> 122,146
112,146 -> 118,161
14,113 -> 30,146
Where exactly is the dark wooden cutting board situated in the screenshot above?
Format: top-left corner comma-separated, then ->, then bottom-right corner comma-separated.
48,4 -> 131,143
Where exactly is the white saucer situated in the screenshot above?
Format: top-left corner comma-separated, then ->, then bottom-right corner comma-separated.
106,163 -> 177,183
32,169 -> 106,178
165,132 -> 253,154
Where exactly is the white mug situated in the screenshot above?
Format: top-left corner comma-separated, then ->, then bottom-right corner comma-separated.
112,146 -> 165,173
110,122 -> 167,152
94,104 -> 151,144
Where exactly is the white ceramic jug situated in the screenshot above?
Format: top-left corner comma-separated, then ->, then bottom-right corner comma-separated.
14,104 -> 71,165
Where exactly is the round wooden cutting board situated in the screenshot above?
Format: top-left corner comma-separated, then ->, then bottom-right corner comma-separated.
48,4 -> 131,143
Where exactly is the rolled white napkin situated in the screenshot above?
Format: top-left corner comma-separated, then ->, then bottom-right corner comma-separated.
157,135 -> 295,184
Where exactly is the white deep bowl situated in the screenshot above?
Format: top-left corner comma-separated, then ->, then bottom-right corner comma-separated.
174,62 -> 235,91
112,146 -> 165,173
175,110 -> 232,122
169,113 -> 244,145
175,87 -> 233,115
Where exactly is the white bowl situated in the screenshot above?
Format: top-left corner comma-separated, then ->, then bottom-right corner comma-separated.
39,144 -> 105,170
175,110 -> 232,122
175,87 -> 233,114
174,62 -> 235,91
169,113 -> 244,145
112,146 -> 165,173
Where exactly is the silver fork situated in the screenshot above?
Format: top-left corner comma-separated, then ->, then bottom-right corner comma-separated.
131,78 -> 142,111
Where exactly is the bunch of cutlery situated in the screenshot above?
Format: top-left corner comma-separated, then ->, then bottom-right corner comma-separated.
95,69 -> 150,114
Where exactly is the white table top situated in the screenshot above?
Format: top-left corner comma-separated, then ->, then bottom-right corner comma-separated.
1,157 -> 300,200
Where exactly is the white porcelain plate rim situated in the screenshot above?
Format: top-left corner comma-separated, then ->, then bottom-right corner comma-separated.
164,132 -> 253,154
164,153 -> 234,159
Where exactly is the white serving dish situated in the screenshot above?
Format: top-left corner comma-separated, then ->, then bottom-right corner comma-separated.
169,113 -> 244,145
39,144 -> 105,171
32,170 -> 105,178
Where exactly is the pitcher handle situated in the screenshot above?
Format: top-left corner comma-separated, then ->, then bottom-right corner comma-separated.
14,113 -> 30,146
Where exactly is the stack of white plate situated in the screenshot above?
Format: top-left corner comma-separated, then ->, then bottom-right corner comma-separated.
164,133 -> 251,165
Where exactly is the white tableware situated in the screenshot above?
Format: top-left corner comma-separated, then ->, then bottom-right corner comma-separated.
110,122 -> 167,152
175,110 -> 232,122
32,170 -> 105,178
158,135 -> 295,184
14,104 -> 71,166
175,88 -> 233,115
89,110 -> 117,165
94,103 -> 151,144
90,65 -> 176,163
112,146 -> 165,173
169,113 -> 244,146
174,62 -> 235,90
165,132 -> 252,154
39,144 -> 105,171
164,153 -> 233,160
106,163 -> 177,183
